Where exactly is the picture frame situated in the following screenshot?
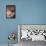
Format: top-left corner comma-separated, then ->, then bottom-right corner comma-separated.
6,5 -> 16,19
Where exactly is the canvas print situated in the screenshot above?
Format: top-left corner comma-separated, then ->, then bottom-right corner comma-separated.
18,25 -> 46,41
6,5 -> 16,19
8,32 -> 18,46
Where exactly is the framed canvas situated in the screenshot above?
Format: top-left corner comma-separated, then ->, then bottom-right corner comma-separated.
18,24 -> 46,41
6,5 -> 16,19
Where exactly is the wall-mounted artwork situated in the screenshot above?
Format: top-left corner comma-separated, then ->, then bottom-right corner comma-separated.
18,25 -> 46,41
6,5 -> 16,19
8,32 -> 17,46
